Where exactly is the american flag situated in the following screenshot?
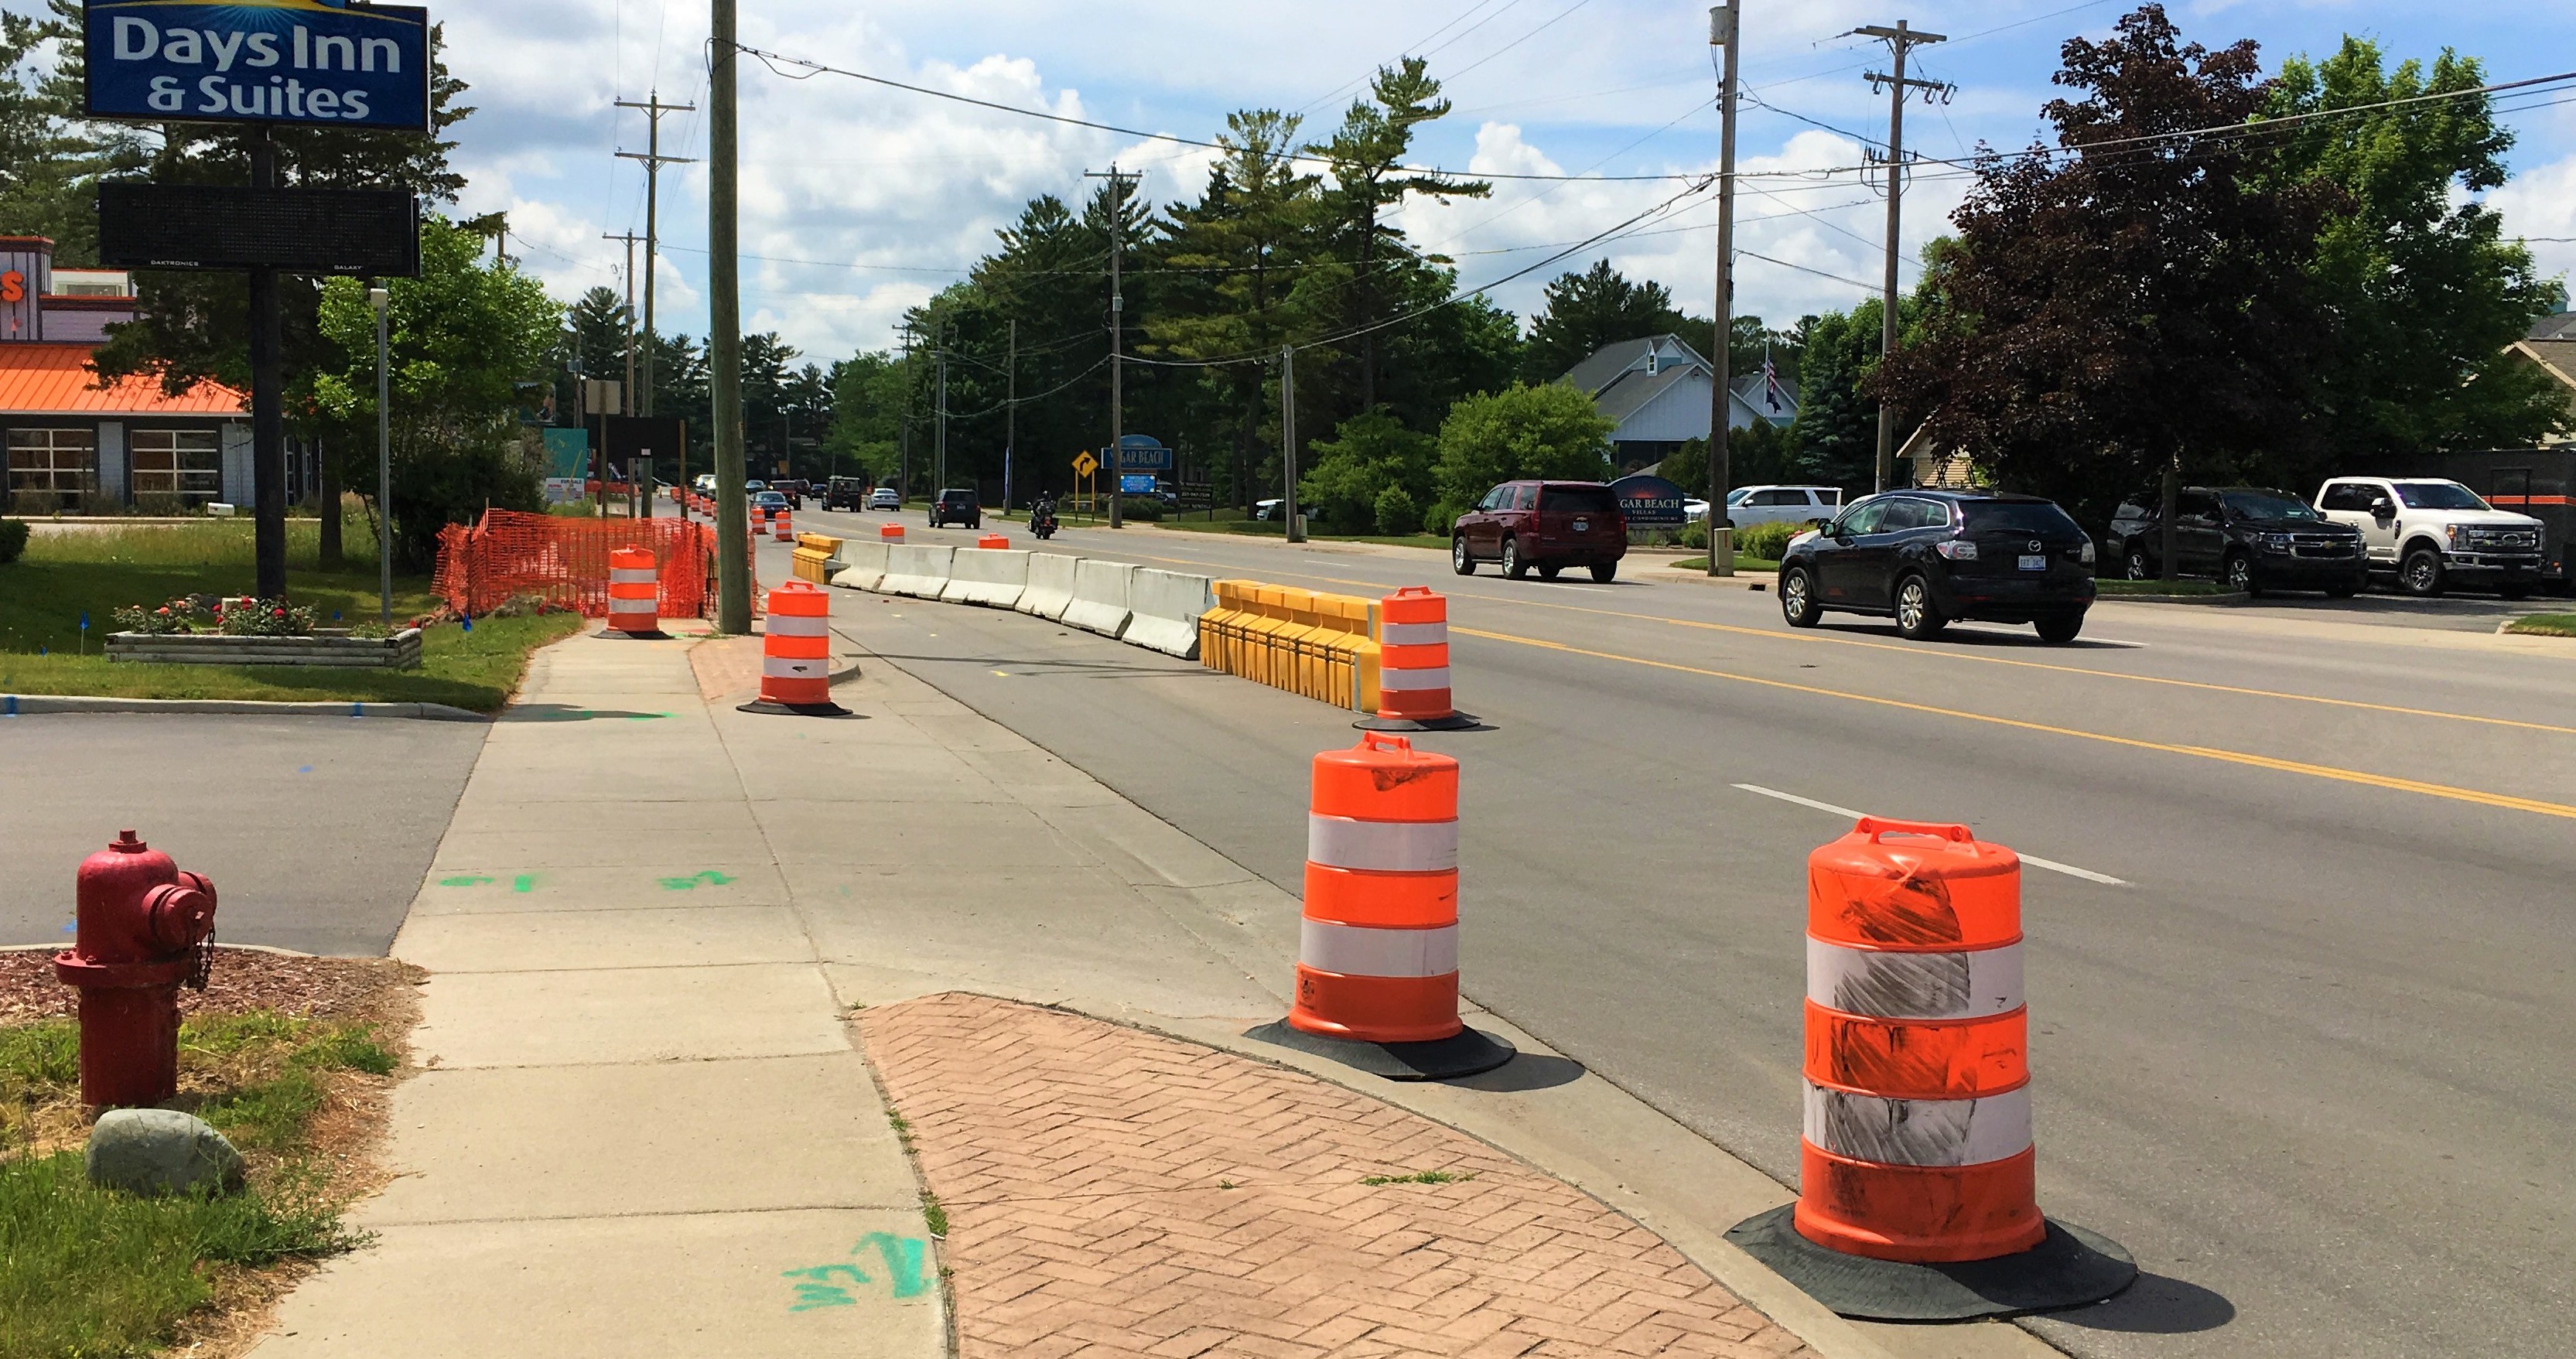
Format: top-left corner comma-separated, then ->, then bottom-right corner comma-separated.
1761,345 -> 1786,413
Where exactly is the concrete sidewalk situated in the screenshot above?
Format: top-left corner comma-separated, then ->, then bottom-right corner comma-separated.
246,611 -> 2015,1359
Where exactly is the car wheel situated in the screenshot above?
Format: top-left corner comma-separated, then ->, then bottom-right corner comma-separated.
1452,536 -> 1476,575
2035,613 -> 2086,644
1590,562 -> 1618,583
1538,563 -> 1561,580
1502,537 -> 1528,579
2399,547 -> 2446,597
1894,575 -> 1946,640
1780,566 -> 1822,627
2125,548 -> 2151,581
2222,551 -> 2260,596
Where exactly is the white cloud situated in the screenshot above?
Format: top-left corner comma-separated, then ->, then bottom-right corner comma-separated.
2489,152 -> 2576,302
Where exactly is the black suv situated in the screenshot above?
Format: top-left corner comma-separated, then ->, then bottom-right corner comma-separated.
2106,487 -> 2364,597
1779,490 -> 2097,643
929,488 -> 980,529
823,476 -> 869,511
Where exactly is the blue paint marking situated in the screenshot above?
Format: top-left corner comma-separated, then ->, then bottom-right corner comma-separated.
4,695 -> 16,716
297,765 -> 315,774
61,920 -> 75,934
350,702 -> 366,718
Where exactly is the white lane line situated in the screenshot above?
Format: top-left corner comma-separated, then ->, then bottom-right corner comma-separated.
1730,784 -> 2130,886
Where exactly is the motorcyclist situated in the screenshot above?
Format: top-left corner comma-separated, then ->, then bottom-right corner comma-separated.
1032,492 -> 1059,538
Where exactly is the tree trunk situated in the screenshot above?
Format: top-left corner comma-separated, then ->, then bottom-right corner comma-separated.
316,441 -> 344,570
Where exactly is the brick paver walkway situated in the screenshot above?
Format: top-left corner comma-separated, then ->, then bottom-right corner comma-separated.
858,994 -> 1817,1359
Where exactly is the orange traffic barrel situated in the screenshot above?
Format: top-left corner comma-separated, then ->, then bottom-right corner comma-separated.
1723,818 -> 2135,1321
738,581 -> 849,716
606,547 -> 661,637
978,533 -> 1010,549
1358,587 -> 1474,731
1795,818 -> 2038,1263
773,509 -> 794,541
880,523 -> 904,542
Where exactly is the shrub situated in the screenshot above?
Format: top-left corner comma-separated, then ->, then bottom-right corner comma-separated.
0,518 -> 25,565
1736,519 -> 1814,562
1373,484 -> 1420,536
1423,500 -> 1464,538
112,598 -> 208,635
213,597 -> 317,637
1119,497 -> 1164,521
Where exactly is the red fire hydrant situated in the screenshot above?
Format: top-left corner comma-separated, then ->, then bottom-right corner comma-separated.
53,831 -> 217,1107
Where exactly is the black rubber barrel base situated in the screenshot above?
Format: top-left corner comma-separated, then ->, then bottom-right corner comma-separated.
736,698 -> 855,718
1245,1019 -> 1514,1081
1355,712 -> 1483,732
606,628 -> 671,640
1725,1204 -> 2137,1321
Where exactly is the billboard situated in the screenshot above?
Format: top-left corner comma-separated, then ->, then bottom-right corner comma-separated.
1609,473 -> 1689,528
97,183 -> 419,275
86,1 -> 433,134
1104,434 -> 1171,472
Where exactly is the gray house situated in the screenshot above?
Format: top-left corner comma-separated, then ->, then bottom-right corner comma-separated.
1560,334 -> 1796,471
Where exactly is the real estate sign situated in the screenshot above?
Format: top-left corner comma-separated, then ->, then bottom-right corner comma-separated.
86,1 -> 432,133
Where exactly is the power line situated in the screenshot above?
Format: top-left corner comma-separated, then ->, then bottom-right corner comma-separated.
1737,248 -> 1882,292
1445,0 -> 1598,84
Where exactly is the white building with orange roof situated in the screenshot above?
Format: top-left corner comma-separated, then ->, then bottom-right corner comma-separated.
0,235 -> 255,514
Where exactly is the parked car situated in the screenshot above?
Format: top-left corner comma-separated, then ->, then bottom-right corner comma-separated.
2409,449 -> 2576,595
2106,487 -> 2366,597
824,476 -> 870,510
1778,490 -> 2097,643
1252,498 -> 1285,521
930,488 -> 981,529
1707,484 -> 1842,528
1450,480 -> 1628,582
2314,476 -> 2544,598
869,487 -> 903,511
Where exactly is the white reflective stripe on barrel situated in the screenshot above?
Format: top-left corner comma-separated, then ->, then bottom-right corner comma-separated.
1307,814 -> 1459,872
1806,937 -> 2023,1021
1381,621 -> 1447,646
1377,665 -> 1451,691
1300,919 -> 1459,978
762,657 -> 828,678
765,615 -> 831,637
609,605 -> 656,617
609,569 -> 658,584
1803,1082 -> 2031,1168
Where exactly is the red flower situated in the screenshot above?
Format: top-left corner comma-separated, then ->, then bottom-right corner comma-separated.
273,608 -> 287,617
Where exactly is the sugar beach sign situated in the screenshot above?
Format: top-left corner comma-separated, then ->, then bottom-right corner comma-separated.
86,1 -> 431,132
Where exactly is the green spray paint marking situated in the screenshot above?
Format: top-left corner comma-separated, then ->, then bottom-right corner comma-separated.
780,1234 -> 929,1311
512,875 -> 538,893
438,876 -> 496,888
657,871 -> 736,891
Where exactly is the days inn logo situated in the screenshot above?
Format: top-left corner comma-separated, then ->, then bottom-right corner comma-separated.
88,0 -> 427,128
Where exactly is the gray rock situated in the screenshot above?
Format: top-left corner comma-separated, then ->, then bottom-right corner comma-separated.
85,1109 -> 245,1197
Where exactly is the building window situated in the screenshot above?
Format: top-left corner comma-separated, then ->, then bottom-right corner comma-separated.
7,427 -> 96,510
130,429 -> 222,507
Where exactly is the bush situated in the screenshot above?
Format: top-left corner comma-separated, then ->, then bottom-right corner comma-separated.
1373,484 -> 1420,536
1119,497 -> 1164,521
1736,520 -> 1814,562
112,598 -> 207,635
0,518 -> 25,565
1679,520 -> 1709,550
213,597 -> 318,637
1423,500 -> 1464,538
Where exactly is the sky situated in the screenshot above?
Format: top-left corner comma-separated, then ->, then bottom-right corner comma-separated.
47,1 -> 2576,366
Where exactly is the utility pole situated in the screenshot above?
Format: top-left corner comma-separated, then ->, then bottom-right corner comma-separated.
1853,19 -> 1948,494
1085,165 -> 1137,528
897,321 -> 914,503
1005,318 -> 1017,512
1280,346 -> 1303,544
602,230 -> 644,418
1707,3 -> 1741,579
708,3 -> 749,633
935,323 -> 948,493
248,130 -> 285,599
617,92 -> 696,419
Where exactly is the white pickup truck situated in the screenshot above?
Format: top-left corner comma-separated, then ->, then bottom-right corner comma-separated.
2314,476 -> 2545,599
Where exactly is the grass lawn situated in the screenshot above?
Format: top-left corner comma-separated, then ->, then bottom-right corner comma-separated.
0,518 -> 583,712
1153,514 -> 1450,551
1670,554 -> 1783,573
0,988 -> 405,1359
2504,613 -> 2576,637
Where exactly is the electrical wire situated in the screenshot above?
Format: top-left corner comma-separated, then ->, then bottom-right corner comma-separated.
1736,248 -> 1882,292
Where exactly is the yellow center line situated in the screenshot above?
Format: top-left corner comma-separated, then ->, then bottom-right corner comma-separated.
1450,624 -> 2576,822
1109,540 -> 2576,739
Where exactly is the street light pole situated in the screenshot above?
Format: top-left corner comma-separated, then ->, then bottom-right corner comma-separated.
371,286 -> 392,627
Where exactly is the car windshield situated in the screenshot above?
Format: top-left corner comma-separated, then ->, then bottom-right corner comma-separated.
1961,500 -> 2083,537
2220,491 -> 2321,521
1542,486 -> 1619,514
2393,482 -> 2489,511
1725,488 -> 1751,505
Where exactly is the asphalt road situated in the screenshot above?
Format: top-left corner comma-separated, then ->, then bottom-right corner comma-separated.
0,714 -> 487,955
798,507 -> 2576,1359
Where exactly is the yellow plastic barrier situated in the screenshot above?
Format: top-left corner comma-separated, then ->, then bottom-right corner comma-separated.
791,533 -> 845,585
1191,577 -> 1380,712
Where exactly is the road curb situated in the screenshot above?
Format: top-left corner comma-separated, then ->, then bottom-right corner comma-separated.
0,693 -> 487,721
2093,591 -> 2251,606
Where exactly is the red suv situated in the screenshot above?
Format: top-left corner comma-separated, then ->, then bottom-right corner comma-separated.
1450,480 -> 1628,582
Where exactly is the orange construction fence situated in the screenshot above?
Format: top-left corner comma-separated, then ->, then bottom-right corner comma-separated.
432,509 -> 748,620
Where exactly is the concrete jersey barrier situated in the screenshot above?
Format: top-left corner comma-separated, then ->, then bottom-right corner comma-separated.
829,539 -> 890,592
941,548 -> 1030,609
880,545 -> 955,599
1125,568 -> 1215,660
1061,558 -> 1136,640
1018,552 -> 1081,621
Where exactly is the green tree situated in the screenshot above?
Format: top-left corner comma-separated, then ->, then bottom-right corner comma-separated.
1789,303 -> 1887,491
2267,38 -> 2566,463
826,350 -> 908,484
0,2 -> 150,262
1432,383 -> 1614,506
310,220 -> 560,569
1520,261 -> 1696,384
1300,408 -> 1433,532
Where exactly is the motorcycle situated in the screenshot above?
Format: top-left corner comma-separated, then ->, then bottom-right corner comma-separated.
1031,506 -> 1059,541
